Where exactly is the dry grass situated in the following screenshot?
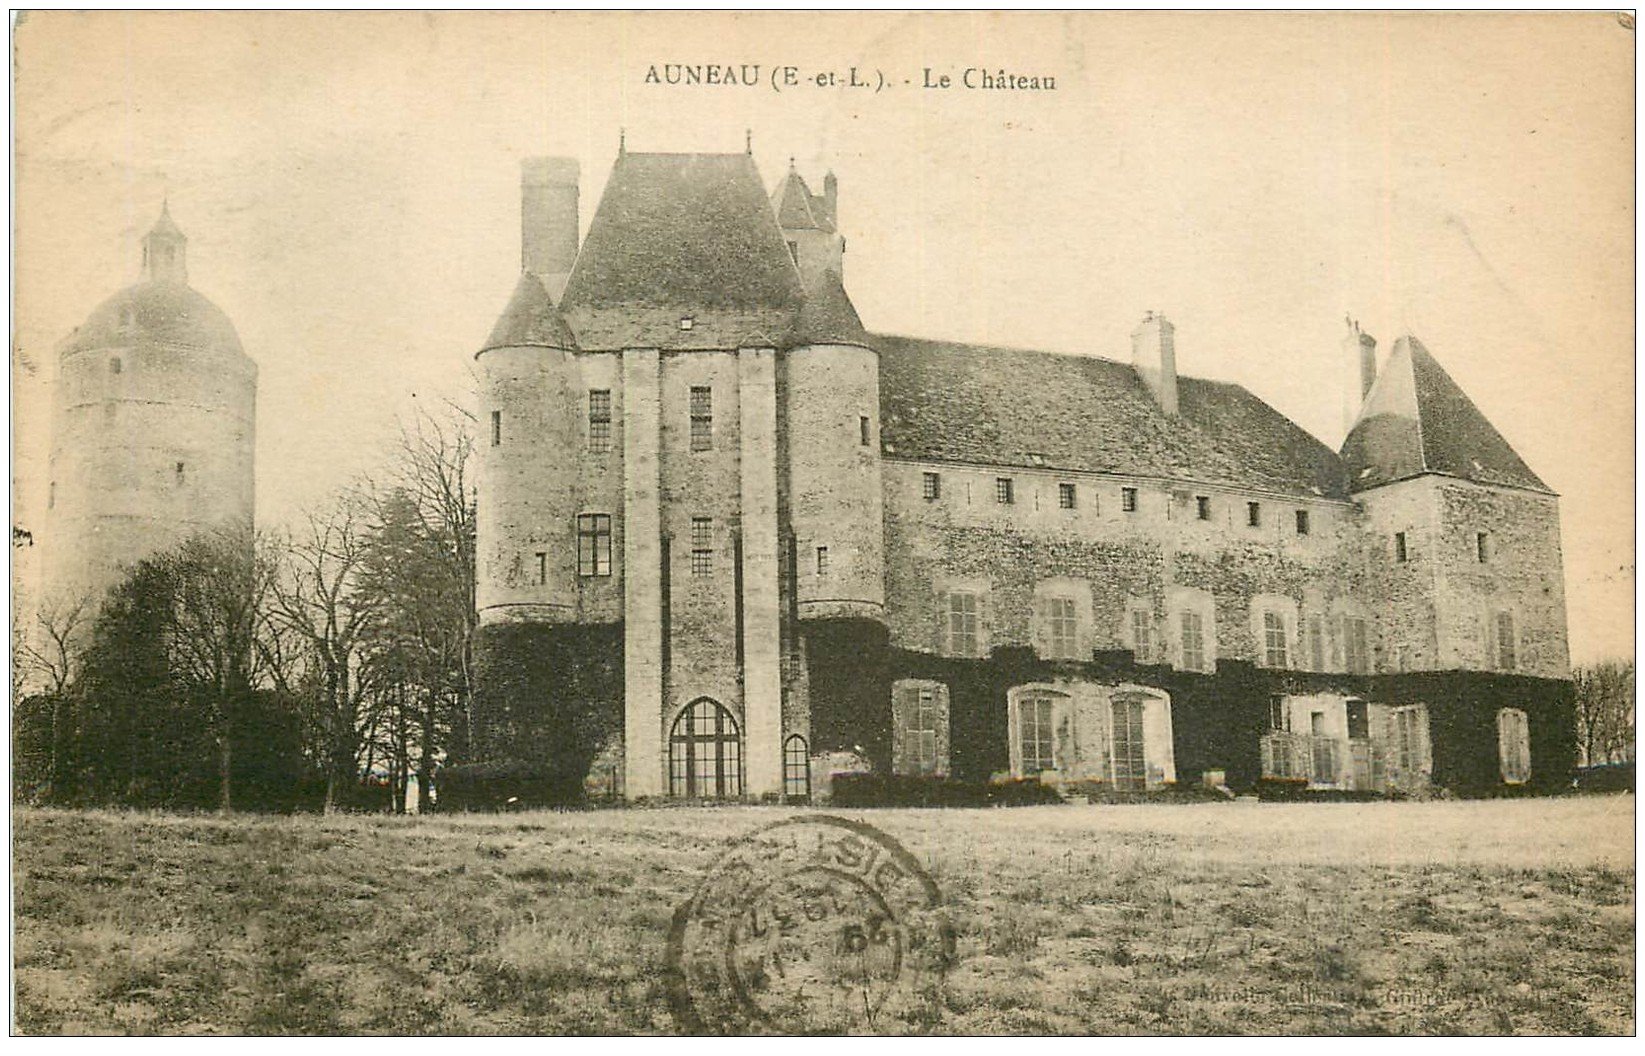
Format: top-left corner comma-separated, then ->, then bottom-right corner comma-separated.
12,794 -> 1635,1035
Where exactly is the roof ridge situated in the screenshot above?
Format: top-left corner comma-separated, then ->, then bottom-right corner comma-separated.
867,331 -> 1254,391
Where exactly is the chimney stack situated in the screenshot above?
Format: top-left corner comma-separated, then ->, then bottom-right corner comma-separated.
1132,312 -> 1179,416
1342,317 -> 1378,435
823,170 -> 838,227
521,157 -> 579,302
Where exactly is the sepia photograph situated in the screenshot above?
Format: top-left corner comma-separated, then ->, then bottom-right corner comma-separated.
8,9 -> 1636,1036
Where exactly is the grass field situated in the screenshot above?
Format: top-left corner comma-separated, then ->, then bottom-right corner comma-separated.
11,795 -> 1636,1035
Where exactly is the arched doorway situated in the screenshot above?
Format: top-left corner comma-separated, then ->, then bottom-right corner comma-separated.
669,698 -> 742,798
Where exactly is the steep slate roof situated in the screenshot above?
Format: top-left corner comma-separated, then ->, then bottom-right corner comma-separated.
1341,336 -> 1548,494
771,169 -> 834,232
481,272 -> 577,351
874,335 -> 1350,500
793,269 -> 868,346
560,151 -> 802,349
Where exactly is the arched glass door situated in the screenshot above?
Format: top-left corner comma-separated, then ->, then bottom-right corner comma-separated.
669,698 -> 742,798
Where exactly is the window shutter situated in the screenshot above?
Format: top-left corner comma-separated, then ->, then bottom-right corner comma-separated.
934,590 -> 949,654
975,591 -> 991,657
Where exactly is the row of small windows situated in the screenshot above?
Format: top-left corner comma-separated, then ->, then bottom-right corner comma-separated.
921,470 -> 1312,534
561,514 -> 837,584
1393,530 -> 1493,564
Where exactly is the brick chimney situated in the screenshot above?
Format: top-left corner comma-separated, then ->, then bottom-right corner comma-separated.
823,170 -> 838,228
521,157 -> 579,302
1342,317 -> 1377,435
1132,312 -> 1178,416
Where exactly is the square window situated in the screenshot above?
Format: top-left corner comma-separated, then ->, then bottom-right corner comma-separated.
1295,509 -> 1311,535
996,478 -> 1014,505
922,472 -> 941,501
1058,483 -> 1077,509
1247,501 -> 1261,527
1195,496 -> 1211,521
691,549 -> 712,576
679,316 -> 694,331
1122,486 -> 1138,513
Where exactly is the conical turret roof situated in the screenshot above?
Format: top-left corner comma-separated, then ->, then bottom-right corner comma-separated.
482,271 -> 577,351
794,269 -> 867,346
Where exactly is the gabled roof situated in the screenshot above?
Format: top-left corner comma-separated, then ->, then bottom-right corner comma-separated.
482,272 -> 577,351
771,168 -> 834,233
875,335 -> 1350,500
560,151 -> 803,350
1341,336 -> 1548,494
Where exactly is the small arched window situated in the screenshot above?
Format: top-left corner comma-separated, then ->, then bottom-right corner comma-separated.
783,735 -> 810,802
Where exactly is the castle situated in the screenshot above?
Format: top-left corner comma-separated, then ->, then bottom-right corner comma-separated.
472,144 -> 1572,802
46,205 -> 257,605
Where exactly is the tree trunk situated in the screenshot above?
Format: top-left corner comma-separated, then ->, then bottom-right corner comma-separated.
416,692 -> 436,814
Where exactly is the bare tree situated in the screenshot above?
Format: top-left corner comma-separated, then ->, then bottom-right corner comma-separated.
1574,659 -> 1636,767
268,491 -> 379,811
16,589 -> 95,797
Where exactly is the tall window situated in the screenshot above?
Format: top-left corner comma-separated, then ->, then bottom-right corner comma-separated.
784,735 -> 811,801
1047,596 -> 1079,659
1247,501 -> 1261,527
1131,607 -> 1155,663
577,513 -> 612,576
922,472 -> 941,500
1476,532 -> 1491,563
1394,706 -> 1426,779
1394,532 -> 1408,562
669,699 -> 741,798
1263,611 -> 1289,668
815,546 -> 829,577
996,477 -> 1014,505
1180,610 -> 1206,672
690,517 -> 712,576
948,592 -> 979,655
1344,616 -> 1370,674
860,415 -> 871,446
893,683 -> 948,777
1017,694 -> 1056,775
1058,483 -> 1077,509
174,461 -> 186,486
110,355 -> 123,376
1195,496 -> 1212,521
1111,697 -> 1147,790
1494,611 -> 1517,671
1497,708 -> 1531,784
1307,614 -> 1326,671
1122,487 -> 1138,513
1295,509 -> 1310,535
490,410 -> 501,447
534,551 -> 547,586
588,389 -> 612,454
689,386 -> 712,451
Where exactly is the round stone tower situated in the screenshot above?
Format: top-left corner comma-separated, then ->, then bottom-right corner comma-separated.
45,204 -> 257,604
785,268 -> 891,768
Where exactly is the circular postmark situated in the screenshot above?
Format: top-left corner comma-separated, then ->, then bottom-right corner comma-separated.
667,815 -> 953,1035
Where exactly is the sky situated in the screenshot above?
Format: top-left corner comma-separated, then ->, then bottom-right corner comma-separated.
11,11 -> 1635,663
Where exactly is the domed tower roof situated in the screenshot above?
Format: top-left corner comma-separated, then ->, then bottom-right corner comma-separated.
481,271 -> 578,352
60,203 -> 245,357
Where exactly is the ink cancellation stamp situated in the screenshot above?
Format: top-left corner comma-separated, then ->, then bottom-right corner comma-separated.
667,816 -> 955,1034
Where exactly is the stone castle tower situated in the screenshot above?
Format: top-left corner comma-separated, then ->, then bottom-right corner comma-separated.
45,204 -> 257,603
